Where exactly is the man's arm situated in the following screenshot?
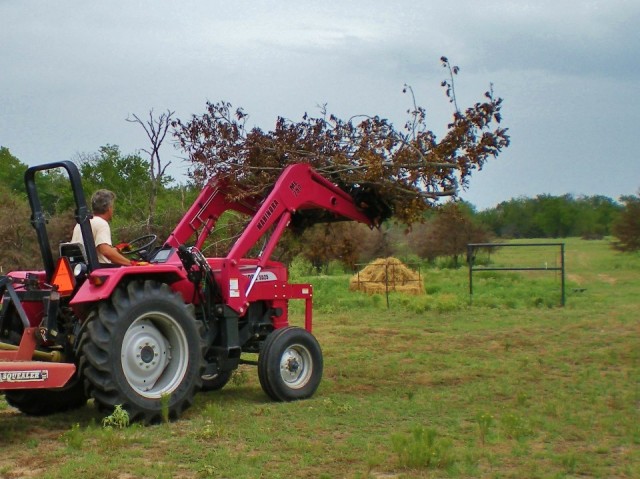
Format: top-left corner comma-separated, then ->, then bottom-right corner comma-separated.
97,244 -> 132,266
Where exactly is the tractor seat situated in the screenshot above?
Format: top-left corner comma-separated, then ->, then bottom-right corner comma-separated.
58,242 -> 120,269
58,242 -> 87,268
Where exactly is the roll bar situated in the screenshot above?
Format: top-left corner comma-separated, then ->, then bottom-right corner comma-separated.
24,161 -> 99,279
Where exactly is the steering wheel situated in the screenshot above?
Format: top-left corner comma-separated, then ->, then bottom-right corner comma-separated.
123,234 -> 158,259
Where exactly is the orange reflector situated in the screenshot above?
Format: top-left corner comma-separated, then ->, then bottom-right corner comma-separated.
89,275 -> 108,287
52,257 -> 75,296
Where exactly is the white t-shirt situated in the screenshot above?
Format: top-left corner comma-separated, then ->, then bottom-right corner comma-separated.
71,216 -> 112,263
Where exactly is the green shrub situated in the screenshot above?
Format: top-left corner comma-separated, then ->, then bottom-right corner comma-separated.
327,260 -> 346,275
425,284 -> 441,295
289,255 -> 314,279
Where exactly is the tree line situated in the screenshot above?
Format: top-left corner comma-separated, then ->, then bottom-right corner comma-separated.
1,145 -> 636,274
477,194 -> 621,239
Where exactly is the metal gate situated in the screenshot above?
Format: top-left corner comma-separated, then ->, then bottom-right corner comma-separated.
467,242 -> 565,306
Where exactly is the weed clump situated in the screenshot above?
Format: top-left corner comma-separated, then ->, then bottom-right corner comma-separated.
102,404 -> 130,429
61,423 -> 84,450
391,426 -> 454,469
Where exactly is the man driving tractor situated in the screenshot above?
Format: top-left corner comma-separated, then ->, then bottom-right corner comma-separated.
70,189 -> 133,266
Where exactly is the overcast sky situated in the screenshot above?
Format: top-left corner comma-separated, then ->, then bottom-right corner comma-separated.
1,0 -> 638,209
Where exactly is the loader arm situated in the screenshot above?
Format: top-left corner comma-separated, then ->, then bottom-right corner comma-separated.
165,163 -> 376,261
220,163 -> 376,314
164,182 -> 259,250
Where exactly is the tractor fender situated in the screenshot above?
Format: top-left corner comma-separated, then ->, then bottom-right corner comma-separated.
69,264 -> 190,306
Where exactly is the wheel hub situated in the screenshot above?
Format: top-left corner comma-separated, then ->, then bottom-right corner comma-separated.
122,318 -> 171,393
140,345 -> 155,363
287,357 -> 300,373
279,346 -> 311,389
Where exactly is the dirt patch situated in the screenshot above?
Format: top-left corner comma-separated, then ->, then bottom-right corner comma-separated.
3,467 -> 47,478
567,274 -> 584,284
349,257 -> 423,295
597,274 -> 617,285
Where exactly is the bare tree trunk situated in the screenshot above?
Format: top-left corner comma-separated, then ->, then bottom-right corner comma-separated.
127,109 -> 175,231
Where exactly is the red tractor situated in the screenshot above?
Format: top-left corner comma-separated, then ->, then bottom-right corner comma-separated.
0,161 -> 384,423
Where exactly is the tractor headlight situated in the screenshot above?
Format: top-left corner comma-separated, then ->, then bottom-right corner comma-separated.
73,263 -> 87,279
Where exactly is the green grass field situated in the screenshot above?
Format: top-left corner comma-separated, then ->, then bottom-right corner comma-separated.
0,238 -> 638,478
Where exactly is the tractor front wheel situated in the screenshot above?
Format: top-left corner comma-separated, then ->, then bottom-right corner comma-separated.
201,369 -> 233,392
81,281 -> 204,423
258,327 -> 323,401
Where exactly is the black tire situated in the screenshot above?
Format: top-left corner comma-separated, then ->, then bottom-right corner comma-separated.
80,281 -> 204,424
4,377 -> 88,416
258,327 -> 323,402
201,369 -> 233,392
257,327 -> 289,400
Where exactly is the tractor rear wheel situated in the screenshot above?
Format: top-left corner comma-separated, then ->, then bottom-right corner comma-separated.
258,327 -> 323,401
80,281 -> 204,423
4,377 -> 87,416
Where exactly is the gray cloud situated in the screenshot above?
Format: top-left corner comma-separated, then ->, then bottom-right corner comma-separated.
1,0 -> 638,209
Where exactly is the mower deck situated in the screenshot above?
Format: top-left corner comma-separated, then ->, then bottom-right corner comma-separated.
0,328 -> 75,390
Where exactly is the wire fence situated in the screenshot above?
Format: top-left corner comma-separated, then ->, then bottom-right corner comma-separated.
351,262 -> 423,308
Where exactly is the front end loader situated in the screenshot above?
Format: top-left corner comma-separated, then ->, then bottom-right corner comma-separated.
0,160 -> 383,422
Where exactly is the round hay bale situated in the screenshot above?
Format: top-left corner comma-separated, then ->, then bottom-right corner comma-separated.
349,257 -> 424,295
